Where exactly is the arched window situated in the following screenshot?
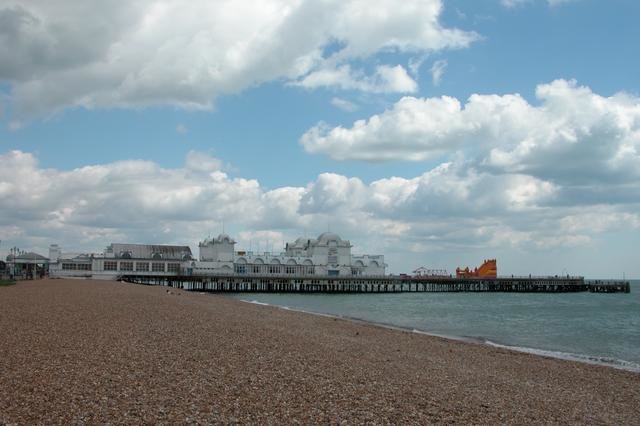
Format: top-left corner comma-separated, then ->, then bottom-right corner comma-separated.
252,258 -> 264,274
152,253 -> 162,260
269,258 -> 282,274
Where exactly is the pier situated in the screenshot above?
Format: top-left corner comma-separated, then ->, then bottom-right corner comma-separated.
121,274 -> 630,294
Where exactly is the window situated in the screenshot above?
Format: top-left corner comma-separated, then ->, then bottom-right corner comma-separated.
285,266 -> 295,274
167,263 -> 180,273
104,261 -> 117,271
63,262 -> 91,270
235,265 -> 246,274
252,265 -> 261,274
152,253 -> 162,260
328,248 -> 338,264
135,262 -> 149,272
120,261 -> 133,271
152,262 -> 165,272
269,265 -> 281,274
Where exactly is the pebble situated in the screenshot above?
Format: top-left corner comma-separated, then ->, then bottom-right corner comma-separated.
0,279 -> 638,424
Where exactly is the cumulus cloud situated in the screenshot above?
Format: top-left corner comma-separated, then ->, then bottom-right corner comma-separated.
2,149 -> 638,272
301,95 -> 471,161
0,149 -> 306,251
0,0 -> 477,122
301,80 -> 640,189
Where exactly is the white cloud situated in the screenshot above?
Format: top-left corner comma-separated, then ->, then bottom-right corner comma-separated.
330,97 -> 358,112
501,0 -> 530,7
293,64 -> 418,94
176,124 -> 188,134
502,0 -> 577,7
1,149 -> 638,273
408,55 -> 428,77
430,59 -> 447,86
301,95 -> 472,162
301,79 -> 640,189
184,150 -> 223,173
0,0 -> 477,122
7,121 -> 22,131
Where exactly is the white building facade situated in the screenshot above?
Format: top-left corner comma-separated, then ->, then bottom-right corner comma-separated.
48,232 -> 386,279
49,243 -> 194,280
194,232 -> 386,277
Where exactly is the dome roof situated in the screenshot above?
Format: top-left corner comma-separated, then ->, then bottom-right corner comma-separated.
317,232 -> 341,243
214,233 -> 235,244
290,237 -> 308,248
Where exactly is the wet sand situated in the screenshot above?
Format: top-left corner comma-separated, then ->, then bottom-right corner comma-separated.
1,279 -> 638,424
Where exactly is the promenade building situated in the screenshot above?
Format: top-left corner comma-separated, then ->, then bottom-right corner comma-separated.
49,243 -> 193,280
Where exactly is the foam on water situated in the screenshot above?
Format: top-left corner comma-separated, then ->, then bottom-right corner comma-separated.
484,340 -> 640,373
245,300 -> 269,306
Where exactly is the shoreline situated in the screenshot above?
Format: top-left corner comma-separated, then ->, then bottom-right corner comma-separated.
2,279 -> 639,423
237,297 -> 640,374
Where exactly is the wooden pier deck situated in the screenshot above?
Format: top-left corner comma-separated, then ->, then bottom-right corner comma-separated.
121,274 -> 631,294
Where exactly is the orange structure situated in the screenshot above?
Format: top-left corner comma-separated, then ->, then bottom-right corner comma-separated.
456,259 -> 497,279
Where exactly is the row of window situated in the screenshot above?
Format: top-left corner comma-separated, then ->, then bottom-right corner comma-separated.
234,265 -> 316,275
118,251 -> 192,261
61,263 -> 92,271
103,261 -> 180,273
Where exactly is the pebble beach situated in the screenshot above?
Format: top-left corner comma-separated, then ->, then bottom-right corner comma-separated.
1,279 -> 638,424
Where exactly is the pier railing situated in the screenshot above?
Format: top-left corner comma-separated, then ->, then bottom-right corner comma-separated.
586,280 -> 631,293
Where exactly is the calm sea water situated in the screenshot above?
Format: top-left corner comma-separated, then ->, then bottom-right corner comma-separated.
228,280 -> 640,371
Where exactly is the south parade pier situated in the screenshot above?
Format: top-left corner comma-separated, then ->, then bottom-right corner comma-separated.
43,231 -> 630,294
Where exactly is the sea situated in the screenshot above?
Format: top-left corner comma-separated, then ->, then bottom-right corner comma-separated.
228,280 -> 640,372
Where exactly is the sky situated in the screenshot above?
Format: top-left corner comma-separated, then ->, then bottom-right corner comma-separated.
1,0 -> 639,278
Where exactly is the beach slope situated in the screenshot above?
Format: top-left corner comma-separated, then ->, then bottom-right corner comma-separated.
0,279 -> 638,423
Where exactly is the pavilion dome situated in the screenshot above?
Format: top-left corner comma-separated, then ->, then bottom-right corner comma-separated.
291,237 -> 308,248
215,233 -> 235,244
317,232 -> 342,244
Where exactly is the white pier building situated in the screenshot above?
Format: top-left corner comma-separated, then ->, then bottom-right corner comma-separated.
49,243 -> 194,280
48,232 -> 386,279
194,232 -> 385,277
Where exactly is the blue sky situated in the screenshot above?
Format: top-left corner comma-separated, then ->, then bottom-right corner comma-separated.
1,0 -> 639,277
